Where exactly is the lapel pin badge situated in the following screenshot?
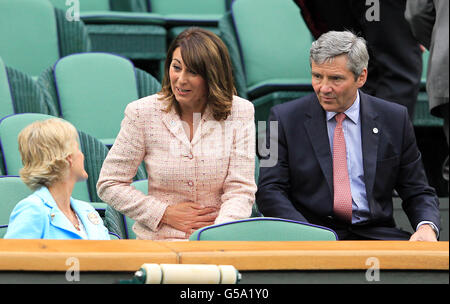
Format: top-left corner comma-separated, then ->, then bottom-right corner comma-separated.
88,212 -> 101,225
373,127 -> 379,134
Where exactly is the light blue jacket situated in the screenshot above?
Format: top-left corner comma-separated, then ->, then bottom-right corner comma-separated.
4,187 -> 110,240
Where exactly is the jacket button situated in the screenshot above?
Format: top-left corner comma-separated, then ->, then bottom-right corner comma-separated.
187,181 -> 194,186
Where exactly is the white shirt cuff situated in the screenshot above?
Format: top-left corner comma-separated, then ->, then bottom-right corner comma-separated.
416,221 -> 439,239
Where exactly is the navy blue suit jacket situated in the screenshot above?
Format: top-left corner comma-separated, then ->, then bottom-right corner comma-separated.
256,92 -> 440,240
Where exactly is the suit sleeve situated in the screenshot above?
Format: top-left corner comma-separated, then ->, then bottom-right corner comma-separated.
96,102 -> 169,232
396,106 -> 441,232
256,107 -> 308,223
4,200 -> 46,239
216,102 -> 257,224
404,0 -> 435,49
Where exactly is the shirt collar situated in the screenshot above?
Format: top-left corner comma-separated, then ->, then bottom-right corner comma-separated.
326,90 -> 360,124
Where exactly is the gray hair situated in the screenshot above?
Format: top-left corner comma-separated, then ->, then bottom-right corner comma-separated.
310,31 -> 369,79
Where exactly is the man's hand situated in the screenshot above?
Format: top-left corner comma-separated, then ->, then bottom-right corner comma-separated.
409,224 -> 437,242
161,202 -> 218,236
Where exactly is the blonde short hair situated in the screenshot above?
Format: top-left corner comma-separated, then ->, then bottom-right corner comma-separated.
18,118 -> 79,190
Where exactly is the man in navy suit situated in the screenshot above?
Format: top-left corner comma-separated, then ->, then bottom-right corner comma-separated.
256,31 -> 440,241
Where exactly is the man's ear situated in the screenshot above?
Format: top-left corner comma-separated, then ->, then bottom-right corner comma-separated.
357,68 -> 368,88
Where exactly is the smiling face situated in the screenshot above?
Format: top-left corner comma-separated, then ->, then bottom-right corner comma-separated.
169,47 -> 208,113
311,54 -> 367,113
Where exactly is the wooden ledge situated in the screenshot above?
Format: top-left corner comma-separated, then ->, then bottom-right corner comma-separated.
0,239 -> 448,271
0,239 -> 177,271
161,241 -> 449,270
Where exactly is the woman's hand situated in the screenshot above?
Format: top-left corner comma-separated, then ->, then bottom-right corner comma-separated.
161,202 -> 218,235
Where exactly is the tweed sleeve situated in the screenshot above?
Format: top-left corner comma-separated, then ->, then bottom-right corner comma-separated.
96,101 -> 169,232
215,98 -> 257,224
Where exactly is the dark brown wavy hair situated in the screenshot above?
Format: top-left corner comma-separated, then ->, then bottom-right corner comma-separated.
159,27 -> 236,121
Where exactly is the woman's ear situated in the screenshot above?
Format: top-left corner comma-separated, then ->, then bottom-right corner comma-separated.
66,154 -> 73,168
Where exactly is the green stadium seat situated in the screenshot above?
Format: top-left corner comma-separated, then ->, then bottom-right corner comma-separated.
149,0 -> 226,25
104,179 -> 152,240
0,176 -> 33,238
0,59 -> 14,120
0,57 -> 54,121
189,217 -> 338,241
148,0 -> 227,44
217,12 -> 248,99
0,0 -> 90,78
0,113 -> 120,214
38,53 -> 161,146
0,114 -> 58,178
49,0 -> 167,79
252,157 -> 262,217
220,0 -> 314,122
413,50 -> 443,127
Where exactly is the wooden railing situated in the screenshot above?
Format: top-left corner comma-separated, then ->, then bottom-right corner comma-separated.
0,240 -> 448,272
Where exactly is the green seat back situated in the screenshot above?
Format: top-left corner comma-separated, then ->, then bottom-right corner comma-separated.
231,0 -> 312,94
105,179 -> 145,240
0,113 -> 54,176
189,217 -> 338,241
50,0 -> 111,11
1,58 -> 51,119
0,0 -> 60,77
149,0 -> 226,14
0,176 -> 33,238
251,157 -> 261,217
0,58 -> 14,119
126,180 -> 149,239
421,50 -> 429,86
105,179 -> 149,239
0,113 -> 90,202
53,53 -> 139,146
75,130 -> 110,203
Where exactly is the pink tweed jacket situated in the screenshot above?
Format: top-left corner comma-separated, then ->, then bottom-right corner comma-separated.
97,94 -> 256,240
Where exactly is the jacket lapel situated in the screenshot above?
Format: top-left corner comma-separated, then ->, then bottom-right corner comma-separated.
35,187 -> 82,239
191,105 -> 215,147
161,106 -> 192,150
71,199 -> 102,239
304,96 -> 333,195
359,92 -> 379,203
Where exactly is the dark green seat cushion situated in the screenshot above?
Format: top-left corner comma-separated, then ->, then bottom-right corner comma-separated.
150,0 -> 226,25
149,0 -> 226,14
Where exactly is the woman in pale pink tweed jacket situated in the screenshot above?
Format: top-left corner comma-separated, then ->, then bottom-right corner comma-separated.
97,28 -> 257,240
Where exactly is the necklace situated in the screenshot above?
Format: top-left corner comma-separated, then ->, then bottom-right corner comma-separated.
73,213 -> 80,231
69,209 -> 80,231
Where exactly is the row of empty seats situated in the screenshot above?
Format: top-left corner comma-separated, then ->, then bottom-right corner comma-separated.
1,0 -> 438,126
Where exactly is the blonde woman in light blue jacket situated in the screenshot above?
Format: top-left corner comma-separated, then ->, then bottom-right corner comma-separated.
4,118 -> 109,240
